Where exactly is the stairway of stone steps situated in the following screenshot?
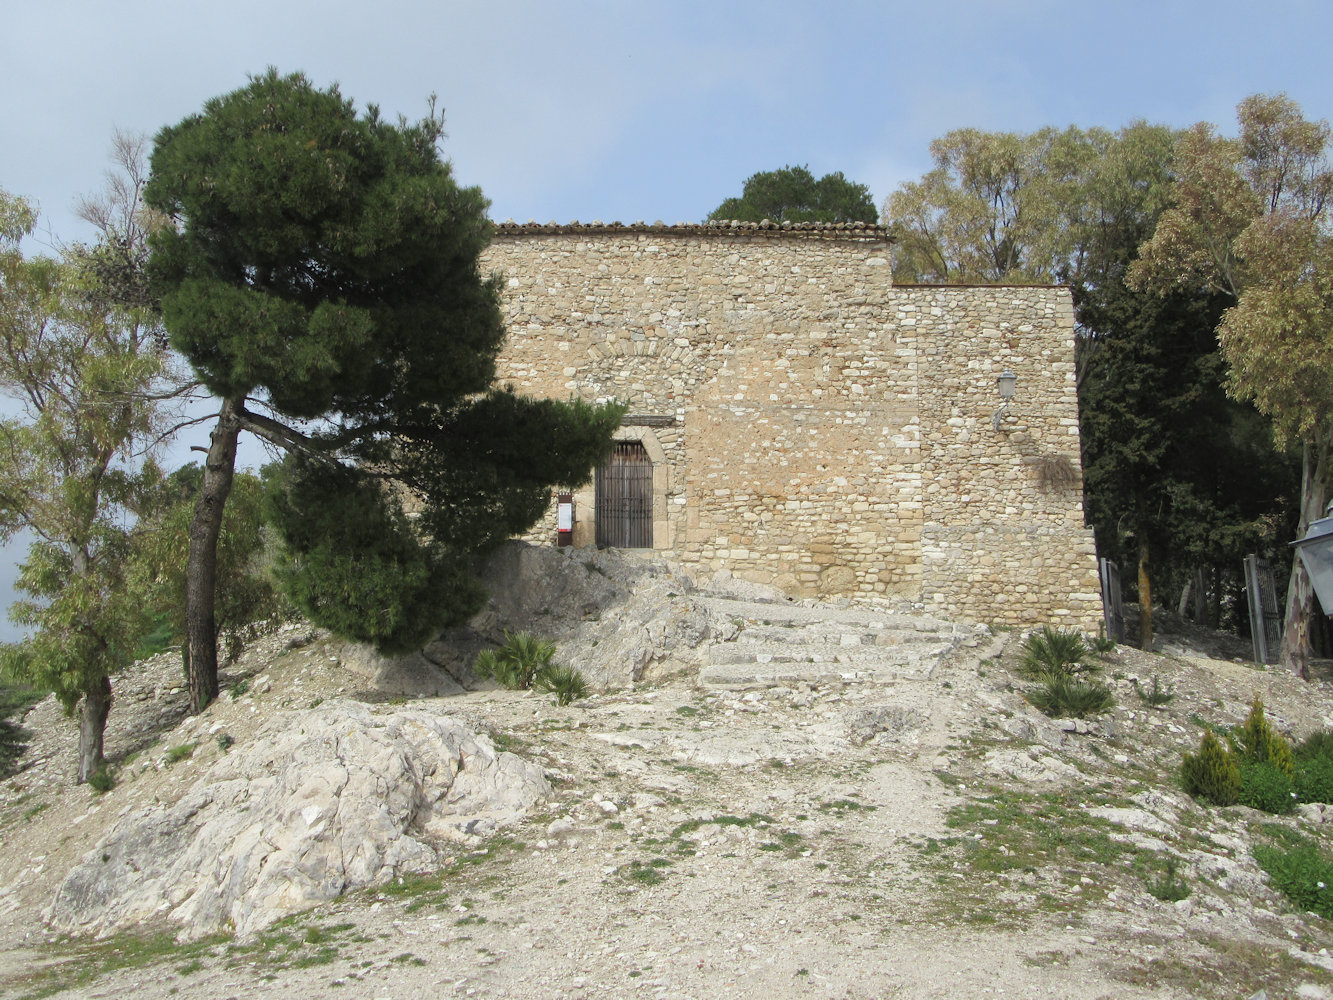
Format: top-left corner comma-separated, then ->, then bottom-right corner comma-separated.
696,594 -> 972,689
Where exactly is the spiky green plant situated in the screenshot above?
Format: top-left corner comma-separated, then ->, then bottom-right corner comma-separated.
1025,671 -> 1114,718
1019,626 -> 1090,678
472,632 -> 557,690
1132,674 -> 1175,707
533,664 -> 589,706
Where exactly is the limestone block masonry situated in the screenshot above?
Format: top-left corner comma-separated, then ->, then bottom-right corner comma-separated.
481,222 -> 1101,629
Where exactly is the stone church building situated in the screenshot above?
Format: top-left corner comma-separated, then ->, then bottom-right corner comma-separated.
481,220 -> 1102,630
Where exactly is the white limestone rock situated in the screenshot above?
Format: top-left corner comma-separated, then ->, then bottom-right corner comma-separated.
47,700 -> 549,940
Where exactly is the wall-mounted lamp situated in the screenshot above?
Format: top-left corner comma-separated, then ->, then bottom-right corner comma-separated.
992,371 -> 1017,432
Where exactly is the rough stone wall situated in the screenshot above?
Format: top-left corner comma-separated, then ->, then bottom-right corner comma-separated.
481,223 -> 1100,628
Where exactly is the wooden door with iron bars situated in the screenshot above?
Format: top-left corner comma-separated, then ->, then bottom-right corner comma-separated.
596,441 -> 652,548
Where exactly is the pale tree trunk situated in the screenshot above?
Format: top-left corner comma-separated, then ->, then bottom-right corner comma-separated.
1138,537 -> 1153,651
185,397 -> 241,713
1281,438 -> 1330,679
77,673 -> 112,783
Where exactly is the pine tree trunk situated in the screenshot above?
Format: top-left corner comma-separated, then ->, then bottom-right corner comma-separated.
77,673 -> 112,784
1138,537 -> 1153,651
185,397 -> 242,714
1281,438 -> 1330,679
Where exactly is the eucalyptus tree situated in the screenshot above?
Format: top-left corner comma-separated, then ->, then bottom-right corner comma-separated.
0,172 -> 170,782
1132,94 -> 1333,674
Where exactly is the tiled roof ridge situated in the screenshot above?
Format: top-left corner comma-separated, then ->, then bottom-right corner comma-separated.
492,218 -> 891,240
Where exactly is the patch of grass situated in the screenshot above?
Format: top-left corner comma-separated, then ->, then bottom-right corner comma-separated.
290,946 -> 339,969
671,813 -> 774,838
228,678 -> 251,699
621,859 -> 668,886
164,743 -> 195,764
919,784 -> 1154,926
1132,675 -> 1175,707
675,705 -> 699,717
22,801 -> 49,822
1111,932 -> 1333,998
1253,830 -> 1333,919
1146,856 -> 1190,902
87,766 -> 115,794
2,929 -> 232,998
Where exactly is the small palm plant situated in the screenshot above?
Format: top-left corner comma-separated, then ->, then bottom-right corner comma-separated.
473,631 -> 555,689
1019,625 -> 1113,719
533,664 -> 589,706
474,632 -> 589,705
1019,626 -> 1090,678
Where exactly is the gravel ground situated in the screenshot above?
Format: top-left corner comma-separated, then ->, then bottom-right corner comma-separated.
1,603 -> 1333,999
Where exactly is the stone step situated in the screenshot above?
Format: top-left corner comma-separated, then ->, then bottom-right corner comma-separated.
699,594 -> 961,635
698,655 -> 939,689
694,592 -> 972,690
725,623 -> 951,648
705,640 -> 950,667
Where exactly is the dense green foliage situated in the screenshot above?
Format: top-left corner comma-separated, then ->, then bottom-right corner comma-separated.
1024,673 -> 1115,718
1238,760 -> 1296,814
0,676 -> 42,778
1237,694 -> 1296,777
266,459 -> 482,655
709,165 -> 877,224
533,664 -> 589,706
1253,831 -> 1333,920
145,71 -> 622,704
1132,95 -> 1333,672
473,632 -> 556,690
472,632 -> 588,705
1295,754 -> 1333,805
1183,697 -> 1305,812
887,126 -> 1098,283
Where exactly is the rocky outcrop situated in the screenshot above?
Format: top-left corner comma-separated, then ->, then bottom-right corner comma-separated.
47,701 -> 549,939
473,543 -> 718,688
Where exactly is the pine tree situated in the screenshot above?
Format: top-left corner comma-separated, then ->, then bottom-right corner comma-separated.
145,71 -> 622,711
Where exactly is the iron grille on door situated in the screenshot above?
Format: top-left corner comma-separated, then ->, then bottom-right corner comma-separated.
596,442 -> 652,548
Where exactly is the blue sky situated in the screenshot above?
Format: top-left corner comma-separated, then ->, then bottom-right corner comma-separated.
1,0 -> 1329,638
